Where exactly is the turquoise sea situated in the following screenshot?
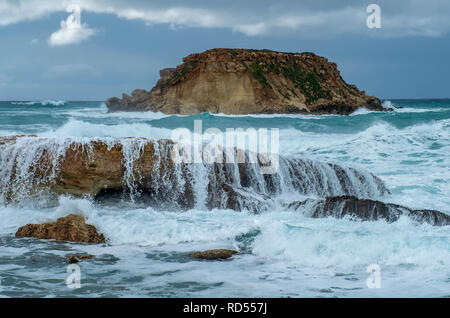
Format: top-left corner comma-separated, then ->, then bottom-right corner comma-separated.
0,99 -> 449,297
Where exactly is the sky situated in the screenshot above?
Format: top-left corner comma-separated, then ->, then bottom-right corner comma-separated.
0,0 -> 449,100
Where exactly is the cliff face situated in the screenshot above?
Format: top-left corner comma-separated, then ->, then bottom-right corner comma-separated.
106,48 -> 386,115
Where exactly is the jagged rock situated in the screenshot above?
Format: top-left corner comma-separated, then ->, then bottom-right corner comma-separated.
106,48 -> 389,115
189,249 -> 238,260
287,196 -> 450,226
66,254 -> 94,263
15,214 -> 106,243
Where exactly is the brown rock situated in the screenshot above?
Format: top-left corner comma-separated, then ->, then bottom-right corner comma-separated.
189,249 -> 238,260
66,254 -> 94,263
106,48 -> 385,115
287,196 -> 450,226
66,255 -> 79,263
76,254 -> 94,260
16,214 -> 106,243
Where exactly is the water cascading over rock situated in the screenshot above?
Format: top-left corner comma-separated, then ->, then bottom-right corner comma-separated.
0,135 -> 389,212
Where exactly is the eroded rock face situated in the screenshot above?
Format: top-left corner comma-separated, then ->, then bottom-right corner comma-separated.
287,196 -> 450,226
15,214 -> 106,243
106,48 -> 388,115
189,249 -> 238,260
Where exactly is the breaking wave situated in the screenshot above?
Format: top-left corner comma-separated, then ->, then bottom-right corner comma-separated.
12,100 -> 66,106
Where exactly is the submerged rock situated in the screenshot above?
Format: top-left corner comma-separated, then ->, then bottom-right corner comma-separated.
15,214 -> 106,243
66,254 -> 94,264
106,48 -> 388,115
287,196 -> 450,226
189,249 -> 238,260
66,255 -> 79,264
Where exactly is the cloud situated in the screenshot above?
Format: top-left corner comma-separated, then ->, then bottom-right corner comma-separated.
30,38 -> 39,45
0,0 -> 66,26
40,64 -> 97,80
233,23 -> 268,37
48,4 -> 98,47
48,21 -> 97,46
1,0 -> 450,38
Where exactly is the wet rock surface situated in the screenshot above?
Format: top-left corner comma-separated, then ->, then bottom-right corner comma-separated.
15,214 -> 106,243
66,253 -> 95,263
189,249 -> 238,260
287,196 -> 450,226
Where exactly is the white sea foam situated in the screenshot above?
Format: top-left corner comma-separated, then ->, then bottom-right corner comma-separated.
349,107 -> 374,116
383,100 -> 448,113
66,103 -> 174,120
382,100 -> 393,108
1,198 -> 448,297
3,196 -> 448,270
39,119 -> 173,139
12,100 -> 66,106
394,107 -> 447,113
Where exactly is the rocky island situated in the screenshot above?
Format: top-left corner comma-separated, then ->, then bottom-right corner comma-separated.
106,48 -> 386,115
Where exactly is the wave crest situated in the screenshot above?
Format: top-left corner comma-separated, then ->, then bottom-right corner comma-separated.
12,100 -> 66,106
